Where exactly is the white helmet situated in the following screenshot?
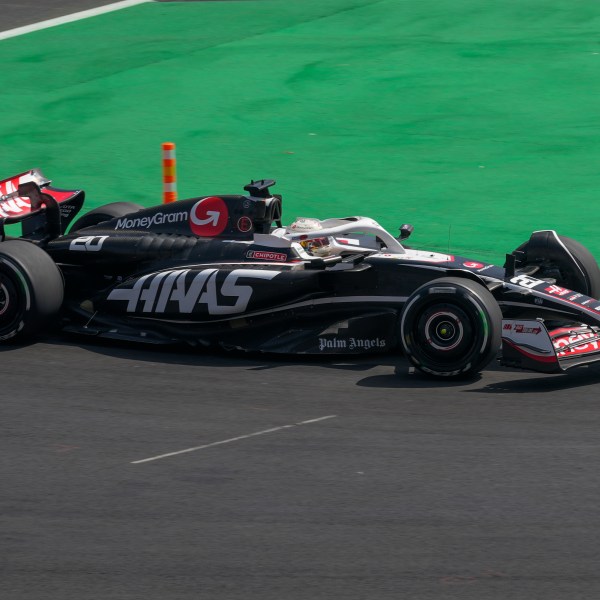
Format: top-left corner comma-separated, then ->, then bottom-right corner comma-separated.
287,218 -> 332,257
286,217 -> 323,233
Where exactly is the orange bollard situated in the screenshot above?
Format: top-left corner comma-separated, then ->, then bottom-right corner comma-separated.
162,142 -> 177,203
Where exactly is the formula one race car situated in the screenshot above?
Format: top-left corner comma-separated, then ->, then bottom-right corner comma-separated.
2,168 -> 600,378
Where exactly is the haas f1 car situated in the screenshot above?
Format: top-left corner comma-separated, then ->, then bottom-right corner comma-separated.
2,169 -> 600,379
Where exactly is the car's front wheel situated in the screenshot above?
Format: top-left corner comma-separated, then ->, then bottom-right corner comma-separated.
399,277 -> 502,378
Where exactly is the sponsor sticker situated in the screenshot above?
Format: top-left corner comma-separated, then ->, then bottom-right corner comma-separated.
318,337 -> 386,351
554,332 -> 600,357
514,324 -> 541,335
115,210 -> 188,230
190,196 -> 228,236
246,250 -> 287,262
107,268 -> 279,315
545,284 -> 570,296
463,261 -> 484,269
237,216 -> 253,233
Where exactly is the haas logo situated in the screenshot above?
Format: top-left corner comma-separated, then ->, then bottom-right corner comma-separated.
107,268 -> 279,315
190,196 -> 228,236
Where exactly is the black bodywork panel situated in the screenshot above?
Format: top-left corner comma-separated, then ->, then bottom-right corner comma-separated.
4,175 -> 600,362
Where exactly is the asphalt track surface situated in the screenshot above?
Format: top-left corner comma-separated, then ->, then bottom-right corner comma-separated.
3,3 -> 600,599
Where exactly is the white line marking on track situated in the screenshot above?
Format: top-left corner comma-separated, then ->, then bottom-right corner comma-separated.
131,414 -> 338,464
0,0 -> 153,41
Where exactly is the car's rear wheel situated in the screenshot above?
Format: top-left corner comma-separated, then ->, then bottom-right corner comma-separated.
399,277 -> 502,378
69,202 -> 144,232
0,240 -> 64,342
513,232 -> 600,298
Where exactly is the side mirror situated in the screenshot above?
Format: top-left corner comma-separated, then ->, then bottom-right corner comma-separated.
399,223 -> 414,240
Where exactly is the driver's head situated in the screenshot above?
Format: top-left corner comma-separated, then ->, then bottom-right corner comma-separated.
286,217 -> 322,234
301,237 -> 331,257
286,217 -> 332,257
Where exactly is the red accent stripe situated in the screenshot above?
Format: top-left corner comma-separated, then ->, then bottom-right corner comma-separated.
503,338 -> 558,363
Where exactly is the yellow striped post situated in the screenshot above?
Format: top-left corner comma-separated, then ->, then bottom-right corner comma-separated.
162,142 -> 177,203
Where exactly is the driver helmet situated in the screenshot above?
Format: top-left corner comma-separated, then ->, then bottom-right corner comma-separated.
287,217 -> 332,257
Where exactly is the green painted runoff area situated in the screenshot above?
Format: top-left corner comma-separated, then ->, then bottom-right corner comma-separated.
1,0 -> 600,262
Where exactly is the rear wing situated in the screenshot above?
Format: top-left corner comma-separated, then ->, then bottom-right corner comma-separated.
0,169 -> 84,240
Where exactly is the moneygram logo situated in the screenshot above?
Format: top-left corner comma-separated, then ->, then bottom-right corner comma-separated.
190,196 -> 228,236
115,211 -> 188,230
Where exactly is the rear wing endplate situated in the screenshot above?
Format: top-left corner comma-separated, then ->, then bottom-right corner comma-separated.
0,169 -> 84,240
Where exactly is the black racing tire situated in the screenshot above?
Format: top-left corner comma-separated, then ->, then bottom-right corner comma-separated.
0,240 -> 64,342
399,277 -> 502,378
514,234 -> 600,298
69,202 -> 144,232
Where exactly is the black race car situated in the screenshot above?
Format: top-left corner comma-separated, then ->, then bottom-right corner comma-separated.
2,168 -> 600,378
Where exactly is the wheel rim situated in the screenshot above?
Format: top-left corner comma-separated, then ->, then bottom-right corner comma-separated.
412,302 -> 478,367
0,282 -> 10,316
0,274 -> 23,336
423,310 -> 464,351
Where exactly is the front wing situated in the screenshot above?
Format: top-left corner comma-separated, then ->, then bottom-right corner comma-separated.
501,319 -> 600,373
